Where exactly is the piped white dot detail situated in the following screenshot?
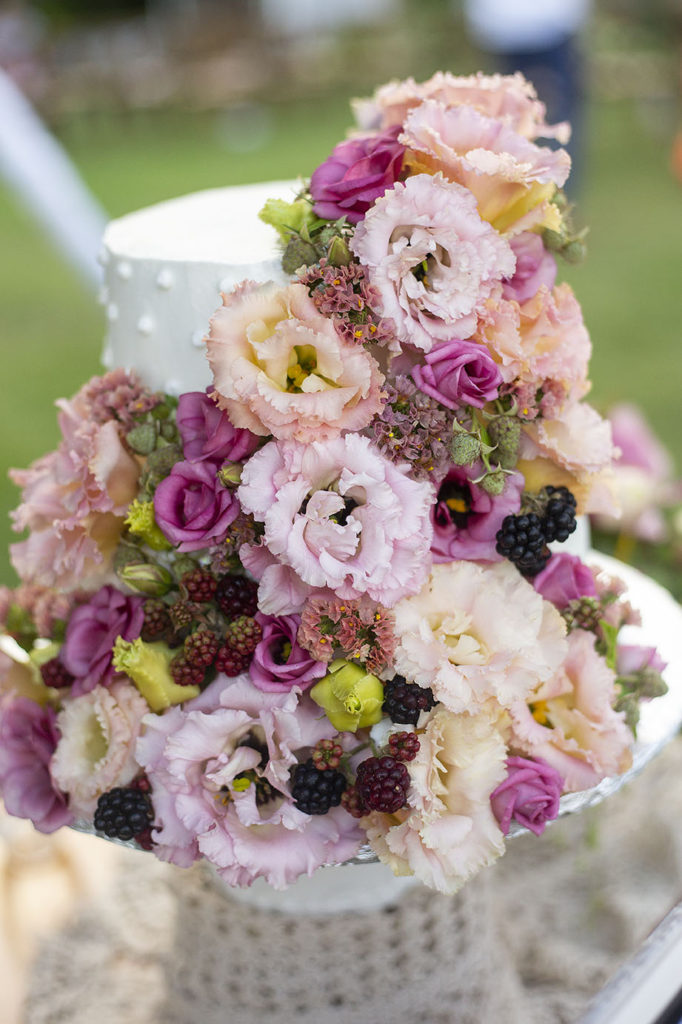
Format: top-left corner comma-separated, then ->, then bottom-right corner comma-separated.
106,303 -> 119,322
98,285 -> 109,306
137,315 -> 155,336
165,379 -> 183,395
101,344 -> 114,368
116,260 -> 133,280
156,268 -> 174,290
191,329 -> 206,349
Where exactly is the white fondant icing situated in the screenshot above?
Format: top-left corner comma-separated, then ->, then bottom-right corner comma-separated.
102,180 -> 295,392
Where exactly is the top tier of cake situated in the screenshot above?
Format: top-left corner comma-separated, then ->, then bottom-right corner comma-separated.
99,180 -> 296,393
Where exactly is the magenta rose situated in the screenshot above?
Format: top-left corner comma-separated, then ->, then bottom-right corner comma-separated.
491,756 -> 563,836
533,553 -> 597,610
431,466 -> 523,562
412,338 -> 503,410
154,459 -> 240,552
310,126 -> 405,224
502,232 -> 557,304
0,697 -> 73,833
249,613 -> 327,693
176,390 -> 260,464
61,585 -> 144,695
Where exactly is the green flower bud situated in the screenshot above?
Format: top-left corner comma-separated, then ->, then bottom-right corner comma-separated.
327,235 -> 352,267
28,640 -> 62,670
258,197 -> 317,243
146,443 -> 182,477
125,499 -> 172,551
310,658 -> 384,732
479,470 -> 506,496
112,637 -> 199,711
218,462 -> 243,487
118,560 -> 174,596
282,237 -> 318,275
126,422 -> 157,455
543,228 -> 565,253
487,417 -> 521,469
562,239 -> 587,264
450,432 -> 481,466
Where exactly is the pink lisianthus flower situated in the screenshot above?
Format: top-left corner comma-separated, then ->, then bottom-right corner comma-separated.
412,338 -> 502,409
238,434 -> 434,613
355,70 -> 570,144
250,613 -> 327,693
50,680 -> 148,818
392,561 -> 566,715
490,755 -> 563,836
10,373 -> 143,591
154,459 -> 240,552
206,280 -> 385,442
533,553 -> 598,610
508,629 -> 633,792
522,402 -> 616,478
502,232 -> 557,304
363,704 -> 508,895
399,100 -> 570,234
60,585 -> 144,696
310,126 -> 405,224
431,466 -> 523,563
350,174 -> 515,353
136,677 -> 362,887
176,390 -> 259,464
0,696 -> 73,833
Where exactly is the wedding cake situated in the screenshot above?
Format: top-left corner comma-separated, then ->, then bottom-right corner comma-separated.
0,71 -> 671,902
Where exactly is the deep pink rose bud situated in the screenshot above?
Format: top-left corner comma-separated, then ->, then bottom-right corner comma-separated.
412,339 -> 502,410
249,613 -> 327,693
0,697 -> 73,833
176,390 -> 259,464
154,459 -> 240,552
533,552 -> 597,610
502,232 -> 557,304
491,756 -> 563,836
310,126 -> 404,224
61,585 -> 144,695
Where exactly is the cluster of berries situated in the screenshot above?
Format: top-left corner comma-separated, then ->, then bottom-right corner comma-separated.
495,486 -> 578,577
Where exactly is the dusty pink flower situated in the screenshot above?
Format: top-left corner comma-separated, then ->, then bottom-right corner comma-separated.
310,126 -> 405,224
154,460 -> 240,552
206,281 -> 385,442
0,583 -> 80,639
490,756 -> 563,836
502,232 -> 557,304
533,553 -> 597,610
393,561 -> 566,714
176,390 -> 259,464
616,644 -> 667,678
355,70 -> 570,143
250,613 -> 327,693
0,696 -> 73,833
431,466 -> 523,563
72,368 -> 159,431
509,629 -> 633,792
297,595 -> 396,674
351,173 -> 515,352
524,402 -> 615,476
400,100 -> 570,233
50,680 -> 149,817
60,585 -> 144,696
238,434 -> 434,612
412,338 -> 502,409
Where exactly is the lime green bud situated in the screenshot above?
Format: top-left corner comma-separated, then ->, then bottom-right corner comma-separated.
450,432 -> 481,466
259,197 -> 317,243
327,235 -> 352,267
479,470 -> 506,496
310,658 -> 384,732
28,640 -> 62,670
125,499 -> 172,551
126,423 -> 157,455
112,637 -> 199,711
118,560 -> 174,596
218,462 -> 243,487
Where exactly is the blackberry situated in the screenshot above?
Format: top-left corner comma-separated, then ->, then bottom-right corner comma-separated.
94,786 -> 154,842
383,676 -> 435,725
355,756 -> 410,814
223,615 -> 262,657
495,512 -> 549,577
341,785 -> 366,819
542,486 -> 578,543
214,644 -> 251,677
215,575 -> 258,619
168,599 -> 197,633
290,759 -> 346,815
40,657 -> 74,689
181,567 -> 218,603
170,652 -> 206,687
387,731 -> 421,762
184,628 -> 220,668
141,598 -> 171,642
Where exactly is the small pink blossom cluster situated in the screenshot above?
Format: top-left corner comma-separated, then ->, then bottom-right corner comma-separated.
0,71 -> 667,896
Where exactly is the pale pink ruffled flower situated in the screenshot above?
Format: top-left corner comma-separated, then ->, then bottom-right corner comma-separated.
136,677 -> 362,887
351,173 -> 515,352
523,402 -> 615,476
206,280 -> 385,442
238,434 -> 434,613
392,561 -> 566,714
363,704 -> 508,895
355,70 -> 570,144
508,628 -> 633,792
400,101 -> 570,233
50,680 -> 149,817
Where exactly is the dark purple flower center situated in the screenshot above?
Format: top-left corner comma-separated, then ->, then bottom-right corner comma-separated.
436,479 -> 472,529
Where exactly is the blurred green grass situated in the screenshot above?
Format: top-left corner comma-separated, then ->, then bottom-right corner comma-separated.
1,95 -> 680,585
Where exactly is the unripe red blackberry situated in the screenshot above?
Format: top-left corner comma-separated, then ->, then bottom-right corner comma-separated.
387,731 -> 420,762
311,738 -> 344,771
141,598 -> 171,642
168,599 -> 197,632
214,645 -> 251,677
170,652 -> 205,687
355,755 -> 410,813
223,615 -> 262,657
40,657 -> 74,689
184,628 -> 220,668
341,785 -> 366,819
181,567 -> 218,603
215,575 -> 258,619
